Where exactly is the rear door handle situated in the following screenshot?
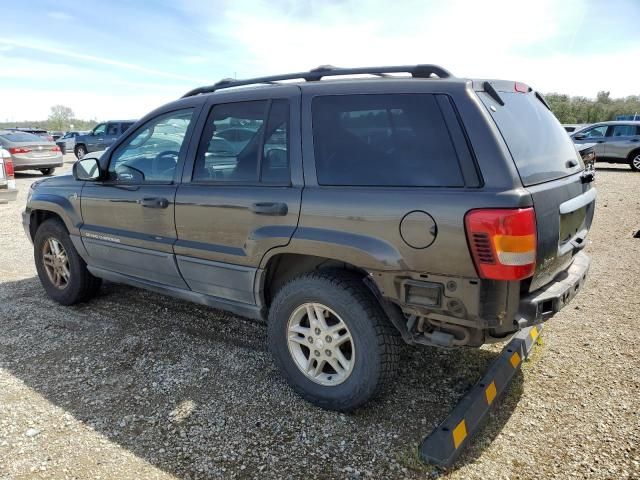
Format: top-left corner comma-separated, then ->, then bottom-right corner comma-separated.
249,202 -> 288,216
630,138 -> 639,142
596,140 -> 605,143
138,197 -> 169,208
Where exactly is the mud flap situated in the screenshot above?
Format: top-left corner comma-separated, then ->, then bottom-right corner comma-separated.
419,325 -> 543,467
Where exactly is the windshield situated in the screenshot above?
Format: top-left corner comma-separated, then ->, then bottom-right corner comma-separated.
480,91 -> 583,186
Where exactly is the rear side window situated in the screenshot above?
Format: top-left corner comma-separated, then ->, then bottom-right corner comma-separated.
312,94 -> 464,187
480,91 -> 582,186
609,124 -> 639,137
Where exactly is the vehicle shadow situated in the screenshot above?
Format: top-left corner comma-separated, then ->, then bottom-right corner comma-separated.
594,165 -> 632,173
0,276 -> 523,478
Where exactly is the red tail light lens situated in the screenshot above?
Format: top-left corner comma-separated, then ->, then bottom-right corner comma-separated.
514,82 -> 530,93
465,208 -> 537,281
4,158 -> 14,178
51,146 -> 60,152
9,147 -> 31,154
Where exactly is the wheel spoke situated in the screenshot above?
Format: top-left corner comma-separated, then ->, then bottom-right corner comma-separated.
288,334 -> 308,347
312,359 -> 325,377
334,349 -> 351,370
313,305 -> 329,329
289,324 -> 310,336
327,357 -> 345,375
333,329 -> 351,347
305,304 -> 317,324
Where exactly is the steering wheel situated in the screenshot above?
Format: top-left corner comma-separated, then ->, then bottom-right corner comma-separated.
153,150 -> 179,178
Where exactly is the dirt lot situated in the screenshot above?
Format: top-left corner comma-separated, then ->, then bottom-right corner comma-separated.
0,156 -> 639,479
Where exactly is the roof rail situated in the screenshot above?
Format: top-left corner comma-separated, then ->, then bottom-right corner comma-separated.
181,64 -> 453,98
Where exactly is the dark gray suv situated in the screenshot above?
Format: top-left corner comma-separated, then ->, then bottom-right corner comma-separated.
74,120 -> 136,159
23,65 -> 595,411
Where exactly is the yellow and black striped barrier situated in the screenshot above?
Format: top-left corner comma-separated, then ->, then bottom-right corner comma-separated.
419,325 -> 542,467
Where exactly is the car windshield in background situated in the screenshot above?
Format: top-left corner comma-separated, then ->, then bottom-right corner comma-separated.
0,131 -> 43,142
480,91 -> 583,186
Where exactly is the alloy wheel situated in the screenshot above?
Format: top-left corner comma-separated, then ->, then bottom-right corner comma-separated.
287,302 -> 355,386
42,237 -> 70,289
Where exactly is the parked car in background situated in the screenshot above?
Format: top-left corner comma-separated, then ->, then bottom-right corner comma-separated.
0,147 -> 17,203
7,127 -> 54,142
0,130 -> 63,175
572,121 -> 640,171
74,120 -> 136,159
56,130 -> 88,155
577,143 -> 596,169
562,123 -> 590,133
50,131 -> 65,141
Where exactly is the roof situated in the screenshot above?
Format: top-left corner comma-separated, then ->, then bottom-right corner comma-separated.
181,64 -> 456,98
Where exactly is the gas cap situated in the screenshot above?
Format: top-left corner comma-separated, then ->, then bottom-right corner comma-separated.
399,211 -> 437,249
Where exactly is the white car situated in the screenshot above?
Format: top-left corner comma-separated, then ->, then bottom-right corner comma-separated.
0,148 -> 17,203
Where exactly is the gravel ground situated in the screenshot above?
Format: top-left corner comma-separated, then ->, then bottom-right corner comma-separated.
0,156 -> 639,479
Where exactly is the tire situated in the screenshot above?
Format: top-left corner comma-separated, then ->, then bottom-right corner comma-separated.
40,168 -> 55,176
34,219 -> 102,305
629,151 -> 640,172
75,144 -> 87,159
267,269 -> 400,411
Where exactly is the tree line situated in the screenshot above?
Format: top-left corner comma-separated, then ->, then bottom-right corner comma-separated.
1,93 -> 639,133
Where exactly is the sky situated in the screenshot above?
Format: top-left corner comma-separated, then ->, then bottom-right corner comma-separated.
1,0 -> 639,122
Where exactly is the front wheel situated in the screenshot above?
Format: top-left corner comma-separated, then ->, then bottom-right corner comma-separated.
40,168 -> 55,176
34,219 -> 102,305
267,270 -> 400,411
75,145 -> 87,159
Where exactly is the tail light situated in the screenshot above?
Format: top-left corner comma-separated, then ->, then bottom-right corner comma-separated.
51,146 -> 60,152
4,158 -> 14,178
465,208 -> 537,281
9,147 -> 31,154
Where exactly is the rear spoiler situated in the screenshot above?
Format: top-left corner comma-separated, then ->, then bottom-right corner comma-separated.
473,80 -> 551,110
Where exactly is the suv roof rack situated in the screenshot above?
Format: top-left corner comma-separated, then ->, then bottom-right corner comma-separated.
181,64 -> 453,98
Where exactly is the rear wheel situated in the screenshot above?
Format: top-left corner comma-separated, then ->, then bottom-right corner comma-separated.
267,270 -> 400,411
75,145 -> 87,159
34,219 -> 101,305
40,168 -> 55,176
630,151 -> 640,172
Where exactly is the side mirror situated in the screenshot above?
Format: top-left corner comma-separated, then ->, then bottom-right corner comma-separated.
573,134 -> 585,140
73,157 -> 101,181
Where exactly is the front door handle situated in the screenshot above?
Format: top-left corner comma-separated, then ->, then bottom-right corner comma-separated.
249,202 -> 288,216
596,140 -> 605,143
138,197 -> 169,209
630,138 -> 639,142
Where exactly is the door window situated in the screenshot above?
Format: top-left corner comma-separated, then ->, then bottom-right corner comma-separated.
580,125 -> 607,138
106,123 -> 119,136
93,123 -> 106,136
108,109 -> 193,183
193,99 -> 290,184
608,124 -> 638,137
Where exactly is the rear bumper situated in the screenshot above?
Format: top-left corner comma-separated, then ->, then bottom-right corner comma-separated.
0,187 -> 18,204
516,251 -> 590,327
14,161 -> 64,171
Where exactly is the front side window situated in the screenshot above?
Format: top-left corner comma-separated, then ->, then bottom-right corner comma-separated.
106,123 -> 119,136
108,109 -> 193,183
312,94 -> 464,186
193,99 -> 289,184
93,123 -> 106,136
582,125 -> 607,138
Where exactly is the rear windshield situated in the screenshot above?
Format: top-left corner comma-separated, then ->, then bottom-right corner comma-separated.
480,91 -> 582,186
0,132 -> 42,142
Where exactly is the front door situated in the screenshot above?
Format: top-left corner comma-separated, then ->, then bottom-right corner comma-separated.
174,95 -> 302,304
80,108 -> 198,287
573,124 -> 607,157
86,123 -> 106,153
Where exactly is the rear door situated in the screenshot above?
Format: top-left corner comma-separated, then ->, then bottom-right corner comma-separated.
80,108 -> 198,287
603,124 -> 640,162
478,84 -> 596,290
174,90 -> 302,304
